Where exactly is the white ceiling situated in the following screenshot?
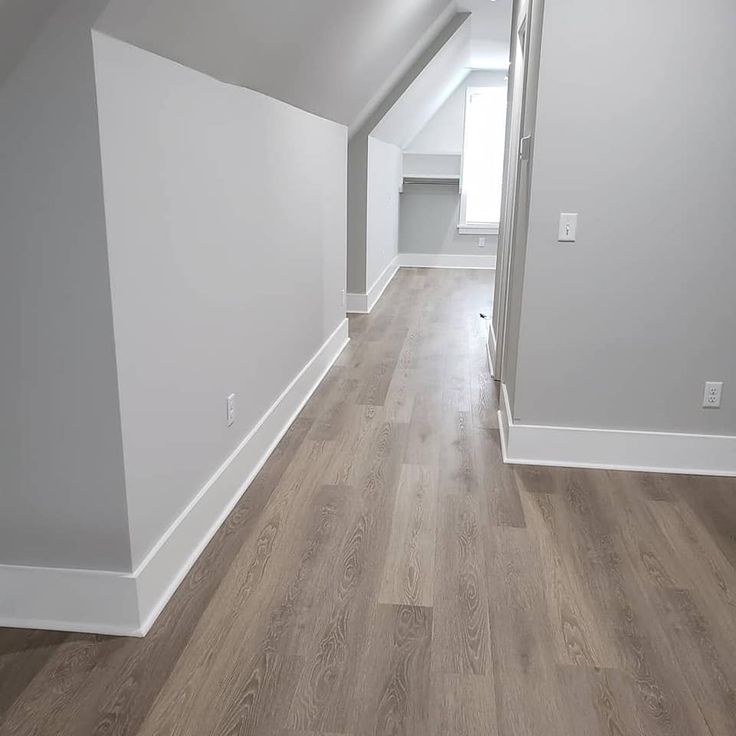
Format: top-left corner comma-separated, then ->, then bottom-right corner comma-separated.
96,0 -> 456,130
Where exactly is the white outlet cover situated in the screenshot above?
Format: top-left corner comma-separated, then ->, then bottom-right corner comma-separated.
703,381 -> 723,409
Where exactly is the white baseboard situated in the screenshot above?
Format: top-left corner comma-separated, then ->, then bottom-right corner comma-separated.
345,292 -> 368,313
346,254 -> 496,315
347,256 -> 400,314
398,253 -> 497,270
0,319 -> 350,637
0,563 -> 140,636
487,320 -> 497,378
498,382 -> 736,477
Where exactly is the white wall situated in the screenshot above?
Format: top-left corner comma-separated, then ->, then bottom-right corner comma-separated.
407,70 -> 506,154
511,0 -> 736,436
92,33 -> 348,568
371,21 -> 471,149
406,80 -> 467,154
365,137 -> 403,288
0,0 -> 131,572
403,152 -> 461,178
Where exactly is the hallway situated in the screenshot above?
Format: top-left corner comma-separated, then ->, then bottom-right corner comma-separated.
2,268 -> 736,736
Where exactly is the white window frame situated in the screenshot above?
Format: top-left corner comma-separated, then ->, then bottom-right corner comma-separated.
458,86 -> 507,236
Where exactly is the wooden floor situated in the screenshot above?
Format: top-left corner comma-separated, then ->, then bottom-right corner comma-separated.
2,267 -> 736,736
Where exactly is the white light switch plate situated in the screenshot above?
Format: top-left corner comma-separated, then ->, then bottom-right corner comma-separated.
226,393 -> 236,426
558,213 -> 578,242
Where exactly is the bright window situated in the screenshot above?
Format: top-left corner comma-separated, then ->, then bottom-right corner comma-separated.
459,86 -> 508,231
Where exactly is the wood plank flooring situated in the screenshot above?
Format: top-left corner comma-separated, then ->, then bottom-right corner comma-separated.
2,267 -> 736,735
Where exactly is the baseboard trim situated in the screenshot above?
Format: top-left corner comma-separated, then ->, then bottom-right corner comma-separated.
0,563 -> 140,636
347,254 -> 496,315
398,253 -> 496,270
487,320 -> 497,378
0,319 -> 350,636
498,382 -> 736,477
345,292 -> 368,313
347,256 -> 400,314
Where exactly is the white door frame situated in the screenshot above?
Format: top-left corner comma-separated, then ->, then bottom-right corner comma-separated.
491,0 -> 545,408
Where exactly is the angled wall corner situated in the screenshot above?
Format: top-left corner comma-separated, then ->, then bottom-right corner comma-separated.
1,27 -> 353,636
2,0 -> 353,636
0,0 -> 133,576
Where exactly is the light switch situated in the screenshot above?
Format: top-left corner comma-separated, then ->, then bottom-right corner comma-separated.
558,213 -> 578,242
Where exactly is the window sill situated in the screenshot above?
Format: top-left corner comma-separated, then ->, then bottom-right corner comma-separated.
458,224 -> 499,236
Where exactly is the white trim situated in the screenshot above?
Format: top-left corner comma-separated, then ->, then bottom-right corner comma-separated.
345,292 -> 368,314
347,255 -> 496,315
403,149 -> 463,157
398,253 -> 497,270
0,564 -> 139,637
498,382 -> 736,477
458,85 -> 506,235
403,176 -> 460,186
346,256 -> 400,314
0,319 -> 350,636
458,225 -> 499,235
487,320 -> 497,378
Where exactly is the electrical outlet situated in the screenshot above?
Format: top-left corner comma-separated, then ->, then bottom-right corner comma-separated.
226,393 -> 236,426
341,289 -> 346,307
478,237 -> 486,249
703,381 -> 723,409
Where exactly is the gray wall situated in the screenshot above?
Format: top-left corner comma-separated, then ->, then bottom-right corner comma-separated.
347,135 -> 370,293
0,0 -> 131,571
511,0 -> 736,435
93,33 -> 348,568
399,183 -> 497,257
0,0 -> 63,86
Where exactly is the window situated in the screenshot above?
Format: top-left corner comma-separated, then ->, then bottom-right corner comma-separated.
459,86 -> 508,234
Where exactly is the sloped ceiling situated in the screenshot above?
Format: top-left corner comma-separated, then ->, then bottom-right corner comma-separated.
0,0 -> 64,86
406,69 -> 508,153
370,19 -> 471,149
461,0 -> 513,71
368,0 -> 513,150
95,0 -> 456,130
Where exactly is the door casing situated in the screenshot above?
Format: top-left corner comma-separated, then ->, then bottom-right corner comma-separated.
491,0 -> 546,420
